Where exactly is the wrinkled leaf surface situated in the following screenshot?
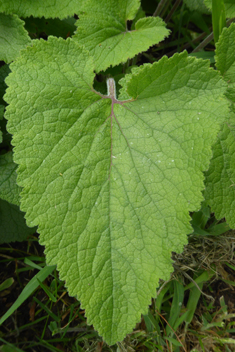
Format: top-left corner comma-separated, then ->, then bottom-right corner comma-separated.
73,0 -> 169,72
4,37 -> 228,344
0,13 -> 31,63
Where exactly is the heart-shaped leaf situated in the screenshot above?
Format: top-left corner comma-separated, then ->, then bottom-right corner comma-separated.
4,37 -> 228,344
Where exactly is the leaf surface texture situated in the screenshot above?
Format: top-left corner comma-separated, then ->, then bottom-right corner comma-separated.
205,24 -> 235,227
0,152 -> 21,206
0,0 -> 83,19
0,14 -> 31,63
5,37 -> 228,344
73,0 -> 170,72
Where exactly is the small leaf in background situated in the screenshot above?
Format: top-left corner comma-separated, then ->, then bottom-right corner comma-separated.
73,0 -> 170,72
205,120 -> 235,228
0,199 -> 36,244
0,105 -> 4,143
165,336 -> 183,347
0,277 -> 14,292
4,35 -> 229,343
214,23 -> 235,101
0,65 -> 10,106
0,14 -> 31,63
0,0 -> 84,19
205,24 -> 235,228
0,152 -> 21,206
0,340 -> 25,352
189,51 -> 215,64
183,0 -> 211,14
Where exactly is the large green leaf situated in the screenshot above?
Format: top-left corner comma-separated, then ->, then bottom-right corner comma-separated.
0,13 -> 31,63
0,0 -> 83,19
73,0 -> 169,72
204,0 -> 235,18
0,152 -> 21,206
4,37 -> 228,344
204,24 -> 235,227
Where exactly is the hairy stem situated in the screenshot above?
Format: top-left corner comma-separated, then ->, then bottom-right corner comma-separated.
106,78 -> 116,100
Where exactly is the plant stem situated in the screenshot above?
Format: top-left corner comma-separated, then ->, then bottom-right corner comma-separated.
192,17 -> 235,52
192,32 -> 214,53
153,0 -> 169,17
160,0 -> 173,19
165,0 -> 182,23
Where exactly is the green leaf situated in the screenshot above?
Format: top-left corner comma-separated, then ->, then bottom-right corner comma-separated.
0,277 -> 14,292
0,105 -> 4,143
73,0 -> 170,72
214,23 -> 235,101
0,0 -> 83,19
183,0 -> 211,14
204,0 -> 235,18
0,341 -> 25,352
204,24 -> 235,227
189,51 -> 215,64
205,120 -> 235,227
165,337 -> 183,347
0,152 -> 21,206
0,65 -> 10,105
0,198 -> 35,244
0,13 -> 31,63
4,37 -> 228,344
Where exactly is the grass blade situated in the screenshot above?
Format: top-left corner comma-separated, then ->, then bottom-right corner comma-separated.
0,277 -> 14,291
36,278 -> 57,302
166,280 -> 184,335
0,338 -> 25,352
185,283 -> 203,326
212,0 -> 226,44
0,265 -> 56,326
33,296 -> 60,322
